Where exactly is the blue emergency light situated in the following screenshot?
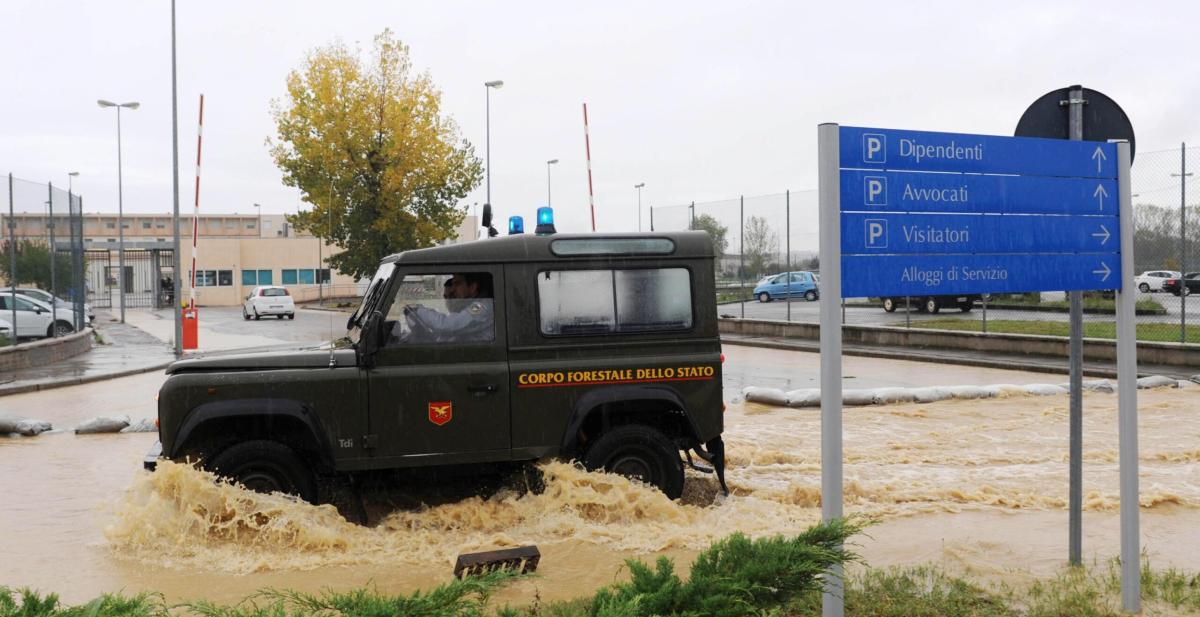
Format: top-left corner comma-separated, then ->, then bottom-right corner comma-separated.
508,216 -> 525,235
535,206 -> 556,235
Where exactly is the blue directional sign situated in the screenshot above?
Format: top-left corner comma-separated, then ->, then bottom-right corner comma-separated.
837,125 -> 1122,297
842,254 -> 1120,298
841,170 -> 1117,215
840,126 -> 1117,178
841,213 -> 1118,254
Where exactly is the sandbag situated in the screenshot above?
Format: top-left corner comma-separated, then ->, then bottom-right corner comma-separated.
842,388 -> 876,406
0,415 -> 52,437
1023,384 -> 1068,396
743,387 -> 789,407
944,385 -> 993,400
120,418 -> 158,433
910,387 -> 952,404
1137,375 -> 1178,390
871,387 -> 917,404
785,388 -> 820,408
75,415 -> 131,435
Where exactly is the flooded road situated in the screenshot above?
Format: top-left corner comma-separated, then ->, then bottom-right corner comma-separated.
1,346 -> 1198,606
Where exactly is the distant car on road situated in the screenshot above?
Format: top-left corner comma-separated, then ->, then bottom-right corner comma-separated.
1163,272 -> 1200,297
753,271 -> 819,302
1134,270 -> 1180,293
243,285 -> 296,320
12,287 -> 93,323
880,294 -> 980,314
0,292 -> 78,338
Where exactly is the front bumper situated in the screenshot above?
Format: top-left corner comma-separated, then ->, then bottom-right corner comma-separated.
143,441 -> 162,471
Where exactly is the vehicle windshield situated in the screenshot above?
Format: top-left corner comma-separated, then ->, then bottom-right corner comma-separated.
347,262 -> 395,345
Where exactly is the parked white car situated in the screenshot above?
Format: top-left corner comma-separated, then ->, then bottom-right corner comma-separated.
12,287 -> 94,323
0,317 -> 12,340
0,292 -> 78,338
1134,270 -> 1181,293
243,286 -> 295,320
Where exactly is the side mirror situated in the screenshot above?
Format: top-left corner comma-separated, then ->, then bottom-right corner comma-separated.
359,309 -> 384,366
482,204 -> 499,238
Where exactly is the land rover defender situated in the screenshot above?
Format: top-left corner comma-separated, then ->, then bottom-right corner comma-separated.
147,230 -> 727,503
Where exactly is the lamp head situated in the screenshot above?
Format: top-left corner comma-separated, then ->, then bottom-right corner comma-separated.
484,80 -> 504,89
68,172 -> 80,177
97,99 -> 117,108
547,159 -> 559,165
634,183 -> 645,189
121,102 -> 140,110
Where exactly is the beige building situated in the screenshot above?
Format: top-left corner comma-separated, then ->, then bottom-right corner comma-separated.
2,211 -> 479,307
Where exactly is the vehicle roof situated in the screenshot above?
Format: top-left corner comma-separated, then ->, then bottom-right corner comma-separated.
383,231 -> 715,265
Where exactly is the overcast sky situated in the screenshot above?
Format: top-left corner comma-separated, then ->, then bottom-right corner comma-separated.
2,0 -> 1197,246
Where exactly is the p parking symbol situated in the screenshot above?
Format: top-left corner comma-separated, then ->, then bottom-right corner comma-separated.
864,176 -> 887,206
863,133 -> 886,163
865,219 -> 887,249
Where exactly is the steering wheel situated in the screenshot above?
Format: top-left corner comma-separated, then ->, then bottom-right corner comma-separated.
404,305 -> 435,340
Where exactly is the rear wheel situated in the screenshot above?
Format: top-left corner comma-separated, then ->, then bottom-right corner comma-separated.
287,313 -> 295,320
207,440 -> 317,503
804,290 -> 817,301
924,298 -> 940,314
959,301 -> 973,313
758,292 -> 771,303
584,425 -> 684,499
48,321 -> 74,337
1138,282 -> 1150,293
242,308 -> 250,321
277,314 -> 284,320
1183,286 -> 1192,297
882,297 -> 897,313
254,308 -> 261,321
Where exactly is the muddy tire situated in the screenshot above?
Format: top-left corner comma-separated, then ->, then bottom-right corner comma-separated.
584,425 -> 684,499
207,440 -> 317,503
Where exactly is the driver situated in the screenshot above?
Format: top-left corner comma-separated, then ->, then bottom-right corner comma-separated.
400,273 -> 493,343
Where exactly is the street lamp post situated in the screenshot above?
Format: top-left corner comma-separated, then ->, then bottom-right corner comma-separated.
546,159 -> 559,206
67,172 -> 80,330
634,183 -> 645,232
484,80 -> 503,211
98,99 -> 139,324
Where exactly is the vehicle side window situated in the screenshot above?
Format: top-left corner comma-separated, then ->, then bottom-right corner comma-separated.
538,268 -> 693,335
385,273 -> 495,346
14,297 -> 37,311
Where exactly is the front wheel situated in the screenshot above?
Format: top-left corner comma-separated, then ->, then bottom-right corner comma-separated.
804,290 -> 818,301
48,321 -> 74,337
1183,286 -> 1192,297
924,298 -> 940,314
583,425 -> 684,499
207,440 -> 317,503
254,308 -> 261,321
1138,282 -> 1150,293
882,297 -> 897,313
959,301 -> 973,313
242,308 -> 251,321
758,292 -> 771,303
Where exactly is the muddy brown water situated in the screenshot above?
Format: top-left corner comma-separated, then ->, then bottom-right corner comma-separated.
1,353 -> 1199,607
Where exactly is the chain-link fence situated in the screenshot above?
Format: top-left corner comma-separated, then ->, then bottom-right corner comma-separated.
650,144 -> 1200,345
2,174 -> 90,346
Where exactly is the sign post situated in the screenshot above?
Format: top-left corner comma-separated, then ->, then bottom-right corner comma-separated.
818,124 -> 1139,616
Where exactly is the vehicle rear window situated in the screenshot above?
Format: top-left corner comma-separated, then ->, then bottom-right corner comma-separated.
549,238 -> 675,256
538,268 -> 692,335
261,288 -> 289,297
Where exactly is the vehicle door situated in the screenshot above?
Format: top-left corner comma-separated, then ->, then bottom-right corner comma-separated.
0,295 -> 46,337
366,267 -> 510,464
787,272 -> 808,296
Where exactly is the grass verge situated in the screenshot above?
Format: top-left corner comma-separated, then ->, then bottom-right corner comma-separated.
912,318 -> 1200,343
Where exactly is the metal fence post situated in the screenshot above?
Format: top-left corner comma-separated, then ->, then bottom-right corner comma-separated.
1180,143 -> 1188,343
649,206 -> 654,232
786,190 -> 791,322
7,173 -> 16,346
48,182 -> 57,336
739,196 -> 744,319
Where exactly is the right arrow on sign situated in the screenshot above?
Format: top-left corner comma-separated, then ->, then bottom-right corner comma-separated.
1093,262 -> 1112,282
1092,224 -> 1111,245
1094,184 -> 1109,211
1092,146 -> 1108,173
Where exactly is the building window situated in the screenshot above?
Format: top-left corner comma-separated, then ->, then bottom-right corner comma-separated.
218,270 -> 233,286
281,269 -> 297,285
142,221 -> 152,229
226,220 -> 237,228
106,222 -> 116,229
247,221 -> 256,229
122,222 -> 129,229
257,269 -> 273,285
242,270 -> 257,285
298,269 -> 315,284
317,269 -> 331,284
156,222 -> 166,229
196,270 -> 216,287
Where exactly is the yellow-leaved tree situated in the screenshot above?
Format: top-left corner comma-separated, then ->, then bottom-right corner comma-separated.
271,30 -> 482,280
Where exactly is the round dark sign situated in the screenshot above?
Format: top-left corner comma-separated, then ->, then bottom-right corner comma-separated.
1015,86 -> 1135,162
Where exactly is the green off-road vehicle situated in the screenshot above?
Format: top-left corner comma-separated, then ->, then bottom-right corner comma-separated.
147,226 -> 727,503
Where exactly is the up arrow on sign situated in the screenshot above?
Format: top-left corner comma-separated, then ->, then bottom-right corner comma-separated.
1094,183 -> 1109,210
1092,146 -> 1108,173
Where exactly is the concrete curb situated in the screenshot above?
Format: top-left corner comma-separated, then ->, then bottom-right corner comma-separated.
0,359 -> 174,397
